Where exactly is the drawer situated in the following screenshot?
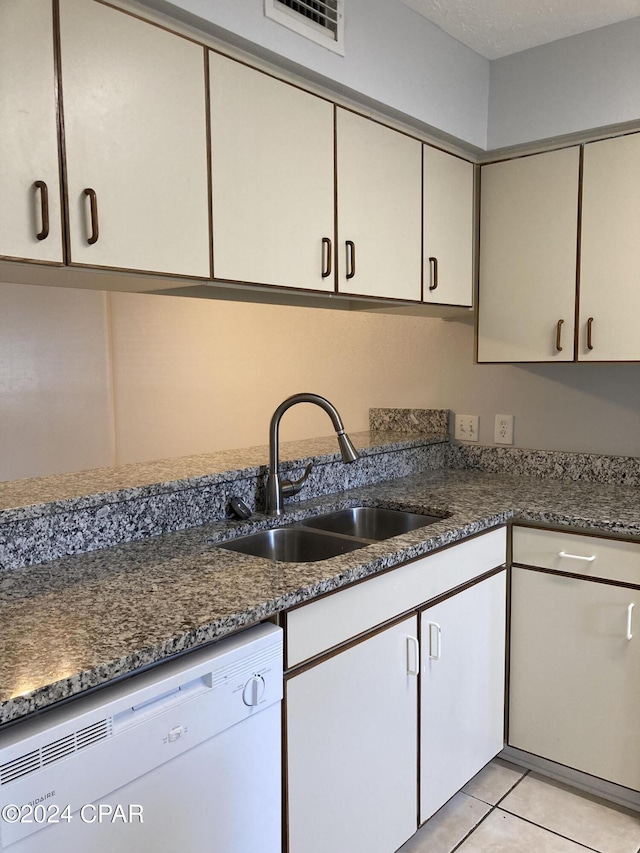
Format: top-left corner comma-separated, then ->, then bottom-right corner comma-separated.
286,527 -> 506,668
512,526 -> 640,586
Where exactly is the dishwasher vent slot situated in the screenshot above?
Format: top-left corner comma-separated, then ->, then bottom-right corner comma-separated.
42,733 -> 76,765
0,749 -> 40,785
77,718 -> 112,750
0,717 -> 113,785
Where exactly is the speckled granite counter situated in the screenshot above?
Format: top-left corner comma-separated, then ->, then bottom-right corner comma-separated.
2,463 -> 640,726
0,430 -> 449,571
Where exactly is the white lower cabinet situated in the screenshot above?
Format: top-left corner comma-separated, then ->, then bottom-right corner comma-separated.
420,571 -> 506,821
286,616 -> 419,853
509,566 -> 640,791
285,529 -> 507,853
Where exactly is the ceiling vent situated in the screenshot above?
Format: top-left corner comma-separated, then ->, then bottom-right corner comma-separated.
265,0 -> 344,55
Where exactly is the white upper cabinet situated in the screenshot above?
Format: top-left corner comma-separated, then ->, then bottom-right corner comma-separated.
0,0 -> 63,264
477,148 -> 580,362
58,0 -> 210,277
579,133 -> 640,361
209,53 -> 335,291
336,108 -> 422,301
423,146 -> 474,306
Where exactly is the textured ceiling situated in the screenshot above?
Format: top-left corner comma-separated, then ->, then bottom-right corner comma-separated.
402,0 -> 640,59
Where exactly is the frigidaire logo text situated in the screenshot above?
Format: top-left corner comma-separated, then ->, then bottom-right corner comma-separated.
27,791 -> 55,807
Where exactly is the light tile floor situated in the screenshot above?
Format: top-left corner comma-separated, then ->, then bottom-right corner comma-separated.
398,759 -> 640,853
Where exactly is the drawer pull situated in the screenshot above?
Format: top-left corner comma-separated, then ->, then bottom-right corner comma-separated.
627,603 -> 635,641
555,319 -> 564,352
558,551 -> 596,562
406,636 -> 420,676
427,621 -> 441,660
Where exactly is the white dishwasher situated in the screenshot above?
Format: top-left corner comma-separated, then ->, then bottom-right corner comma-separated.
0,622 -> 282,852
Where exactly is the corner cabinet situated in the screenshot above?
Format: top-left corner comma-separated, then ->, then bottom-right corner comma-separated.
336,108 -> 422,301
284,528 -> 507,853
477,147 -> 580,362
423,146 -> 474,307
578,132 -> 640,361
58,0 -> 210,277
208,52 -> 335,291
509,526 -> 640,792
0,0 -> 63,264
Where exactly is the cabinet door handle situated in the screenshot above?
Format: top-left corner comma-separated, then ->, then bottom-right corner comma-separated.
587,317 -> 594,351
555,319 -> 564,352
34,180 -> 50,241
427,621 -> 441,660
84,188 -> 99,245
558,550 -> 596,562
321,237 -> 332,278
406,636 -> 420,676
428,257 -> 438,291
627,603 -> 635,641
345,240 -> 356,279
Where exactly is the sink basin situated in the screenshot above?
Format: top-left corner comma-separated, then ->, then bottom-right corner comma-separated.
301,506 -> 445,540
218,527 -> 367,563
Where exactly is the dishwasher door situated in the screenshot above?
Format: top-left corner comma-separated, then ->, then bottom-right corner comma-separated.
0,623 -> 282,853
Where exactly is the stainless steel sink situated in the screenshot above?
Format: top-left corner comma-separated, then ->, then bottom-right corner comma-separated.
218,527 -> 367,563
301,506 -> 445,540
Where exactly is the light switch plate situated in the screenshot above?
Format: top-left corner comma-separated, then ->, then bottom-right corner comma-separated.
495,414 -> 514,445
454,414 -> 479,442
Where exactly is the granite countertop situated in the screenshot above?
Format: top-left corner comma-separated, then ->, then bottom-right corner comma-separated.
0,430 -> 442,523
2,465 -> 640,726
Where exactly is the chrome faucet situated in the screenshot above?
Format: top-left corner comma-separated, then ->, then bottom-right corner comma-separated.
266,393 -> 360,516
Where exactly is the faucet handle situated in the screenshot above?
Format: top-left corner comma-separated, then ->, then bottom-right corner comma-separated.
281,462 -> 313,498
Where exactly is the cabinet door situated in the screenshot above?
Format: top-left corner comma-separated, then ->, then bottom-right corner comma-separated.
509,568 -> 640,791
420,571 -> 506,821
477,148 -> 579,362
59,0 -> 209,277
423,146 -> 474,306
287,617 -> 418,853
209,53 -> 334,291
579,133 -> 640,361
0,0 -> 63,263
336,108 -> 421,300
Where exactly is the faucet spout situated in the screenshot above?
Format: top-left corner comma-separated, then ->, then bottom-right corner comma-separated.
266,393 -> 360,516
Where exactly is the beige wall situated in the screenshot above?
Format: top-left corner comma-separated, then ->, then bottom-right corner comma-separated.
0,283 -> 114,481
415,318 -> 640,458
2,281 -> 640,483
0,282 -> 439,480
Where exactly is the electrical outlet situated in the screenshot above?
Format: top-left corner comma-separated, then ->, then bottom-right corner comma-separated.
454,414 -> 479,442
494,414 -> 514,445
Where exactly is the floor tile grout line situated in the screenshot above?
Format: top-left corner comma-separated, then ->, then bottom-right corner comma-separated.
493,766 -> 531,807
492,806 -> 604,853
448,804 -> 495,853
448,766 -> 532,853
